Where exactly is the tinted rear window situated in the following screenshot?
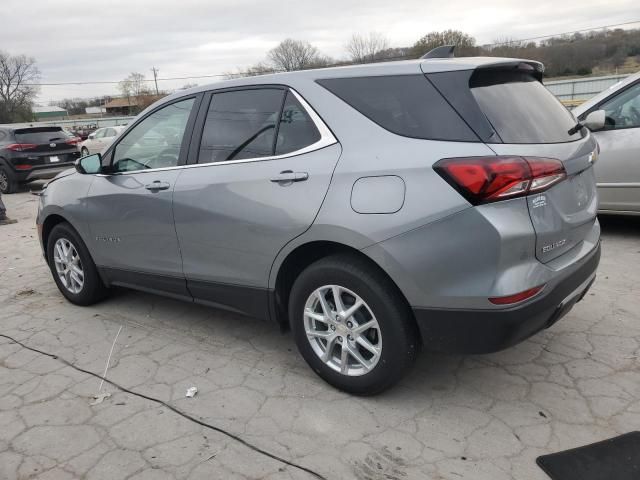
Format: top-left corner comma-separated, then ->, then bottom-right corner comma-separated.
317,75 -> 478,141
14,127 -> 70,145
470,70 -> 580,144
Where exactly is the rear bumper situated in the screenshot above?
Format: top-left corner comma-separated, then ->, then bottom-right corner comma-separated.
413,242 -> 600,354
15,163 -> 76,182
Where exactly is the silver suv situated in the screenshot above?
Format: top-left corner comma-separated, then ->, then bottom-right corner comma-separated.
37,56 -> 602,394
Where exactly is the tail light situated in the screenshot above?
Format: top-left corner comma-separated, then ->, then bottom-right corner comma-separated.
14,164 -> 33,170
65,137 -> 81,145
434,156 -> 566,204
6,143 -> 37,152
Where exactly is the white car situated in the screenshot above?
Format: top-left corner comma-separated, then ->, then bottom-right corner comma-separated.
80,126 -> 126,156
573,71 -> 640,215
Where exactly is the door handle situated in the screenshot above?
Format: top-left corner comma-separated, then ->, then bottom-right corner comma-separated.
145,180 -> 171,191
269,170 -> 309,184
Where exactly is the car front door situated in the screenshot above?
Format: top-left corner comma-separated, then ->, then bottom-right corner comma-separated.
173,87 -> 340,318
85,96 -> 199,297
587,80 -> 640,213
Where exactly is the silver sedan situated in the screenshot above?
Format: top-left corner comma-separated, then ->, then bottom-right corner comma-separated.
573,71 -> 640,215
79,126 -> 126,156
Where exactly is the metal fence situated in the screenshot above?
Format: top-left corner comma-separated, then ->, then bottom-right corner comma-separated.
0,116 -> 135,130
544,74 -> 630,105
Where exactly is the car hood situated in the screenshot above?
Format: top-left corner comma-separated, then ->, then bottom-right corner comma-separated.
47,167 -> 77,185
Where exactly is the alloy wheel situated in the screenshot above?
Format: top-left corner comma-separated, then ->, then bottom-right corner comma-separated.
53,237 -> 84,294
303,284 -> 382,376
0,170 -> 8,192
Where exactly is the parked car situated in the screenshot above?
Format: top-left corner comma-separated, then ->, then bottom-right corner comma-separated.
37,55 -> 601,394
80,126 -> 126,156
0,126 -> 81,194
573,71 -> 640,215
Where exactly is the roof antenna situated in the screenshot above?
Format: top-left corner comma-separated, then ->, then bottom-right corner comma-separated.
421,45 -> 456,59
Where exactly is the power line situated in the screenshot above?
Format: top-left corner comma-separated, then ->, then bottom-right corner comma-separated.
28,19 -> 640,88
484,19 -> 640,47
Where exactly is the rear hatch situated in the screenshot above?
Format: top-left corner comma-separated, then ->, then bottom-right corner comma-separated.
12,127 -> 80,167
426,63 -> 598,263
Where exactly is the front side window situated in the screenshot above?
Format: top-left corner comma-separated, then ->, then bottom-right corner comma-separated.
199,89 -> 284,163
112,98 -> 195,172
275,92 -> 321,155
599,82 -> 640,130
94,129 -> 107,139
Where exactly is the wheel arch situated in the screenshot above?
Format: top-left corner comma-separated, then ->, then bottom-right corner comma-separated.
270,239 -> 413,330
40,213 -> 86,263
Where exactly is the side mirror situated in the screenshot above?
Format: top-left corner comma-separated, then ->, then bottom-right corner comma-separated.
88,133 -> 96,140
583,110 -> 606,131
75,153 -> 102,175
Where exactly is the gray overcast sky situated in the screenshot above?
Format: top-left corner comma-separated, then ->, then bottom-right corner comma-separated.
2,0 -> 638,103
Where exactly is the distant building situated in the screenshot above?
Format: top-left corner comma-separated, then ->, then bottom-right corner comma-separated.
104,94 -> 166,116
85,106 -> 107,115
32,106 -> 68,121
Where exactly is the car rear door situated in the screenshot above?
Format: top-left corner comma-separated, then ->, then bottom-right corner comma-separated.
173,86 -> 340,318
583,79 -> 640,213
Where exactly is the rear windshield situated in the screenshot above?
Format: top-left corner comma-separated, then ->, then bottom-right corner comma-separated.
317,75 -> 478,142
14,127 -> 70,145
470,70 -> 580,144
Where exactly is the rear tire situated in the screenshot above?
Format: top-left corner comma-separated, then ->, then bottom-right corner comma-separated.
0,167 -> 17,194
289,254 -> 419,395
47,222 -> 108,305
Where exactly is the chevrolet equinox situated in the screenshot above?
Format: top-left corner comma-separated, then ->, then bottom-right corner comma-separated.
37,55 -> 601,394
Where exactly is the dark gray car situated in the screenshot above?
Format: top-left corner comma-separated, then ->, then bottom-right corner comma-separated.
37,56 -> 601,394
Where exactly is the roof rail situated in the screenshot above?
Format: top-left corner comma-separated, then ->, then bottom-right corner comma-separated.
421,45 -> 456,59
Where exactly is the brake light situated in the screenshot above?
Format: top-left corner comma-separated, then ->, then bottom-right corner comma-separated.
434,156 -> 566,204
14,164 -> 33,170
6,143 -> 37,152
65,137 -> 81,145
489,285 -> 545,305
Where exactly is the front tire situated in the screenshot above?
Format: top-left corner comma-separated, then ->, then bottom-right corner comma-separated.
289,254 -> 419,395
0,166 -> 17,194
47,222 -> 108,305
81,147 -> 90,157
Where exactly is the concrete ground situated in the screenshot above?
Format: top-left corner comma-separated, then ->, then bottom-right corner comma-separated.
0,187 -> 639,480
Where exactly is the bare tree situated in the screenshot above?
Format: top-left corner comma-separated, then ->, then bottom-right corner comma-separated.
346,32 -> 390,63
410,30 -> 478,58
118,72 -> 151,114
267,39 -> 330,71
0,51 -> 40,123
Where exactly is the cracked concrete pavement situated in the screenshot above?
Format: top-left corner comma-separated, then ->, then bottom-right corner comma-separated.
0,188 -> 639,480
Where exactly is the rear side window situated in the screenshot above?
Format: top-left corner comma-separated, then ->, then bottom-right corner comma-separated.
275,92 -> 321,155
199,89 -> 284,163
317,75 -> 478,141
14,127 -> 70,145
470,70 -> 580,143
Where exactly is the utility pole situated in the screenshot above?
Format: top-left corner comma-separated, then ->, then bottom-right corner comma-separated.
151,67 -> 159,95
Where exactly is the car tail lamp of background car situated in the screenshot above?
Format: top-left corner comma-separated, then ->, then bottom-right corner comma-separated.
434,156 -> 566,205
6,143 -> 37,152
65,137 -> 81,146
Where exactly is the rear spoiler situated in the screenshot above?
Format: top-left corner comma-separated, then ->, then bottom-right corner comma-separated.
475,60 -> 544,82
